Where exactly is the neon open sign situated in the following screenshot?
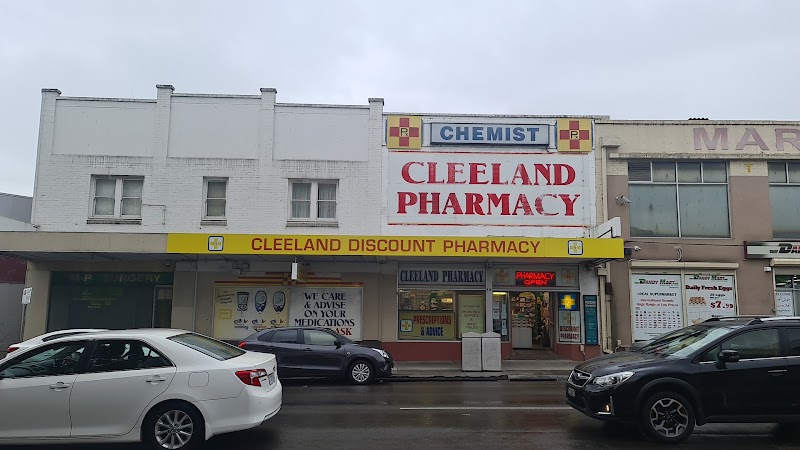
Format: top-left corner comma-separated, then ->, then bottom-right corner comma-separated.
515,271 -> 557,287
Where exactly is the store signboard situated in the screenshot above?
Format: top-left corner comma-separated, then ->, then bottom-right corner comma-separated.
776,291 -> 794,316
430,122 -> 550,146
631,274 -> 683,341
515,271 -> 557,287
557,293 -> 581,343
458,294 -> 485,337
745,241 -> 800,259
685,274 -> 736,325
168,233 -> 624,259
583,295 -> 599,345
398,311 -> 455,340
398,264 -> 485,287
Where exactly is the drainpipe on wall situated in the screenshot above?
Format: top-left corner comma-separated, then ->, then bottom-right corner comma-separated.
599,135 -> 613,354
191,259 -> 198,331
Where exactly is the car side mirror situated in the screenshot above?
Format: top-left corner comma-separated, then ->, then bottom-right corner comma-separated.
719,349 -> 740,363
335,340 -> 342,348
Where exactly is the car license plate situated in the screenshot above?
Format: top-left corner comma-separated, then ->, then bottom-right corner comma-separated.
567,387 -> 576,397
268,372 -> 276,385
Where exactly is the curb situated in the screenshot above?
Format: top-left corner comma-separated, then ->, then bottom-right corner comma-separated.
384,376 -> 507,382
382,373 -> 570,383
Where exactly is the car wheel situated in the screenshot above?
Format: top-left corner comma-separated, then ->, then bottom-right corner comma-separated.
143,402 -> 204,450
640,391 -> 695,444
348,359 -> 374,385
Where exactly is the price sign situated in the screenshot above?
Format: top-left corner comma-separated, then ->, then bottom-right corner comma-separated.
685,274 -> 736,325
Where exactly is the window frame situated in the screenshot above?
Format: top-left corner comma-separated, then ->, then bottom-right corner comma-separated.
270,329 -> 301,344
85,339 -> 175,373
768,162 -> 800,238
784,327 -> 800,358
0,340 -> 90,379
90,176 -> 144,219
699,327 -> 783,363
288,179 -> 339,222
203,177 -> 228,220
628,161 -> 731,238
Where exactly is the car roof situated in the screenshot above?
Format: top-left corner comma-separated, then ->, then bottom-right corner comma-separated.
50,328 -> 192,340
700,316 -> 800,327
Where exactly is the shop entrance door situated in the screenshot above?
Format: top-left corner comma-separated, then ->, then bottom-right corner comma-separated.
510,292 -> 553,351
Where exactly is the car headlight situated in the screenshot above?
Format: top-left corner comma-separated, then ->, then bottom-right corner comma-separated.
592,371 -> 634,387
374,349 -> 390,359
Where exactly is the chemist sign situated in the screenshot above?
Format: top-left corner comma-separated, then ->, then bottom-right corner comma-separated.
431,123 -> 550,146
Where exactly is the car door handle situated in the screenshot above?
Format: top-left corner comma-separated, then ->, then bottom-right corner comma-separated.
303,348 -> 313,352
146,376 -> 167,383
768,369 -> 787,376
49,382 -> 70,390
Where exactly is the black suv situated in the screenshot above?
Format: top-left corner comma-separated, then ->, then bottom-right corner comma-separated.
566,316 -> 800,443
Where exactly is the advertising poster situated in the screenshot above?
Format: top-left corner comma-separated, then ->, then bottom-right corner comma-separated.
583,295 -> 599,345
398,311 -> 455,340
288,287 -> 363,340
631,274 -> 683,341
685,274 -> 736,325
213,286 -> 289,340
557,292 -> 581,343
776,291 -> 794,316
458,294 -> 485,336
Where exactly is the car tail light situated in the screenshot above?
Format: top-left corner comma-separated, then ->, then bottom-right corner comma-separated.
235,369 -> 268,387
238,341 -> 247,349
6,346 -> 17,353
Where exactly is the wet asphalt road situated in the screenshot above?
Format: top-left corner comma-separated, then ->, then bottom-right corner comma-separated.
6,380 -> 800,450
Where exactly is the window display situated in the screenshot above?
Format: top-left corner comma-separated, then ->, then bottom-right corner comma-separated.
397,290 -> 483,340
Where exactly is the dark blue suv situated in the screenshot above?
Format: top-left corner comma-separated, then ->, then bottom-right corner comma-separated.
239,327 -> 393,385
566,316 -> 800,443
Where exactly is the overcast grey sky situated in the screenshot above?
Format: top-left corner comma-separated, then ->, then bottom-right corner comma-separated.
1,0 -> 798,196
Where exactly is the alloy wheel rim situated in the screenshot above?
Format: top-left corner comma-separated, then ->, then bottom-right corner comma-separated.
649,398 -> 689,438
155,410 -> 194,449
352,363 -> 371,383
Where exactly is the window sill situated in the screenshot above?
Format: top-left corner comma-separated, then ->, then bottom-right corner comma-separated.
286,220 -> 339,228
201,219 -> 228,226
87,218 -> 142,225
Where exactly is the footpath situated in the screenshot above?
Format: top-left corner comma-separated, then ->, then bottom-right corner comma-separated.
386,360 -> 576,382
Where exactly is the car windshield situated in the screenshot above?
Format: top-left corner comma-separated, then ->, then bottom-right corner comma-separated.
637,325 -> 735,358
168,332 -> 245,361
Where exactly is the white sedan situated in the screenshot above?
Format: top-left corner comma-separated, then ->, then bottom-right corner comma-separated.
0,329 -> 282,449
5,328 -> 107,355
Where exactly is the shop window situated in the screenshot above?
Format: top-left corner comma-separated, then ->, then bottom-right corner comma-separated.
290,180 -> 338,222
91,176 -> 144,218
768,162 -> 800,238
203,178 -> 227,219
627,161 -> 729,238
775,274 -> 800,316
397,290 -> 484,340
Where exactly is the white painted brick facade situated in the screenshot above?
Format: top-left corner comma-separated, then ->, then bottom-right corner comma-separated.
31,87 -> 385,235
